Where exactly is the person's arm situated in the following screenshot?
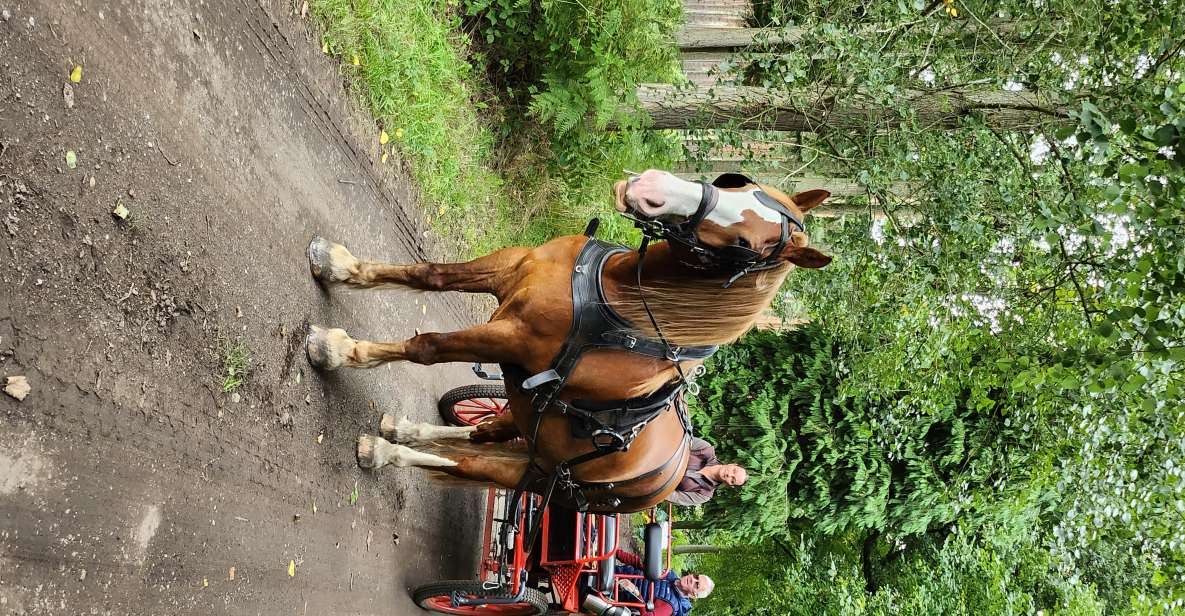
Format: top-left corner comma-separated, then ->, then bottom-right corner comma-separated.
688,436 -> 713,454
665,489 -> 711,507
616,549 -> 644,569
650,598 -> 674,616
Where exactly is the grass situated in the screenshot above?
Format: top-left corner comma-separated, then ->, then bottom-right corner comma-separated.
310,0 -> 509,254
309,0 -> 684,257
220,338 -> 251,393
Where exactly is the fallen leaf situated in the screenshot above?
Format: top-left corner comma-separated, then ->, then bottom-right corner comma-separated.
379,130 -> 389,145
112,201 -> 129,220
69,65 -> 82,83
381,152 -> 389,164
202,577 -> 208,588
321,40 -> 329,54
229,566 -> 235,580
4,376 -> 30,401
312,500 -> 317,514
317,433 -> 323,444
65,150 -> 77,169
421,305 -> 427,314
351,53 -> 360,66
394,127 -> 404,140
438,206 -> 446,216
287,560 -> 295,577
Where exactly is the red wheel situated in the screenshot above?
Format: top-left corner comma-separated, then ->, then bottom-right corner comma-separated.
412,580 -> 549,615
438,384 -> 509,427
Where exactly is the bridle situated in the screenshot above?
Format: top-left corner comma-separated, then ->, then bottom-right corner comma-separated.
621,173 -> 807,288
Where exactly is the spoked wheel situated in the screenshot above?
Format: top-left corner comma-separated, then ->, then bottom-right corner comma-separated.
438,384 -> 509,427
413,580 -> 549,616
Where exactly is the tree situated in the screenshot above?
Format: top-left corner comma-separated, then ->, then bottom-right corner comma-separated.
617,84 -> 1068,131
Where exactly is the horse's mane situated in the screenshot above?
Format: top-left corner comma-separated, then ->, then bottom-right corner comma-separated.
610,262 -> 792,347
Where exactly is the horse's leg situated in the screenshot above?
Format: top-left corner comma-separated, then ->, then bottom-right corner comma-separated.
380,411 -> 520,444
306,320 -> 520,370
308,237 -> 528,297
357,435 -> 528,488
380,414 -> 476,443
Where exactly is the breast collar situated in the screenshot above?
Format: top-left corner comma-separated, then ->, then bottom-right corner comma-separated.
522,238 -> 718,397
624,172 -> 806,287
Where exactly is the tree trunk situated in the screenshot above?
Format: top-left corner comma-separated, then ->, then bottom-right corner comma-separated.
616,84 -> 1068,132
677,22 -> 1043,51
677,27 -> 807,50
673,544 -> 725,555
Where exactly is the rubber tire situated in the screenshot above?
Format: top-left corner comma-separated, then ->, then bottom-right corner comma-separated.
438,384 -> 509,426
412,580 -> 549,616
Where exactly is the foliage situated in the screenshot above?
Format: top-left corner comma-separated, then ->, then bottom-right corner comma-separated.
692,526 -> 1109,616
460,0 -> 684,131
311,0 -> 684,255
691,324 -> 1044,540
311,0 -> 505,251
679,2 -> 1185,612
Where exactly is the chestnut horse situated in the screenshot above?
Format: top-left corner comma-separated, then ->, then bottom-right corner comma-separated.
304,169 -> 831,512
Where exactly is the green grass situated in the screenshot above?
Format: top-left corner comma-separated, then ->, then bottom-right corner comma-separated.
220,338 -> 251,393
311,0 -> 506,253
310,0 -> 684,256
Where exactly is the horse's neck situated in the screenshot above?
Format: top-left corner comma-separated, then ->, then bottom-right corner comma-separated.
599,242 -> 781,346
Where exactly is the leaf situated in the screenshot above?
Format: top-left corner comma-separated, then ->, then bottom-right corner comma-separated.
379,130 -> 390,145
287,560 -> 295,577
321,40 -> 329,54
65,150 -> 77,169
69,65 -> 82,83
349,480 -> 359,506
351,53 -> 360,66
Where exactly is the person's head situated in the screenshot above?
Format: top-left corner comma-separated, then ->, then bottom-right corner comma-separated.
717,463 -> 748,487
675,572 -> 715,599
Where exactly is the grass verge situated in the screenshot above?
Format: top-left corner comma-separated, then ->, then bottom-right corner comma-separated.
309,0 -> 684,256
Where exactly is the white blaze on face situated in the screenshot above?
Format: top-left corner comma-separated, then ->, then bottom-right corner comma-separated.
627,170 -> 783,230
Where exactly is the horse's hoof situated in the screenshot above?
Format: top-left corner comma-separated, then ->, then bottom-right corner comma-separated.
305,325 -> 351,370
380,413 -> 398,441
357,434 -> 378,468
307,236 -> 357,284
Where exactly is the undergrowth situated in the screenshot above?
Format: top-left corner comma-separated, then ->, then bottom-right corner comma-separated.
220,338 -> 251,393
310,0 -> 685,256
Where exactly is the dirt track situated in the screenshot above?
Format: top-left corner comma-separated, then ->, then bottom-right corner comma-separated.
0,1 -> 488,613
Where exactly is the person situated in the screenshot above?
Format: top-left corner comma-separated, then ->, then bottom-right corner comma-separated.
614,549 -> 713,616
665,436 -> 748,506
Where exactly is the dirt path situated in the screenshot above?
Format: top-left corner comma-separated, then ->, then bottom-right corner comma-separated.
0,1 -> 489,614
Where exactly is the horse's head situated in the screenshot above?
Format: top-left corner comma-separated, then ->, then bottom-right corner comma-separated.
614,169 -> 832,274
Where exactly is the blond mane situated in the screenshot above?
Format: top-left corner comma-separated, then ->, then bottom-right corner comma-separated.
609,262 -> 792,348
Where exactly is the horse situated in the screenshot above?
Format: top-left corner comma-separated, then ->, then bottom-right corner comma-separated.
304,169 -> 831,513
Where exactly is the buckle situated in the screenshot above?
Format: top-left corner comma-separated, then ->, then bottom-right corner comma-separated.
591,429 -> 628,452
622,334 -> 637,349
665,346 -> 683,361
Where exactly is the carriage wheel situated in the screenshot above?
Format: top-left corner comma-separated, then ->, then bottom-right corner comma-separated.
438,384 -> 509,427
412,580 -> 549,615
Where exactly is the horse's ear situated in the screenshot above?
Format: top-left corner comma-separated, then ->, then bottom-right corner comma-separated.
782,246 -> 832,269
790,189 -> 830,213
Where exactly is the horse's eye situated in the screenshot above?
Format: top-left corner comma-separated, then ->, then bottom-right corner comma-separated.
736,237 -> 752,249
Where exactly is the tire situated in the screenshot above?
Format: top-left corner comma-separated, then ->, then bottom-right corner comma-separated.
413,580 -> 549,616
438,384 -> 509,427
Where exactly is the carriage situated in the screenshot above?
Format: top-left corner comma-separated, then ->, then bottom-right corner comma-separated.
412,368 -> 675,616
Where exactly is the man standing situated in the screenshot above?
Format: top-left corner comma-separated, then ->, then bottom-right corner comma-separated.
665,436 -> 748,506
615,550 -> 714,616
